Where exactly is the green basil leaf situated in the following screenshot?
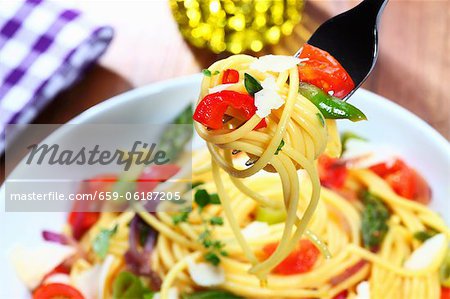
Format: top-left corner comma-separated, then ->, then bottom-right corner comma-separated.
172,211 -> 190,224
209,193 -> 221,204
194,189 -> 210,208
244,73 -> 263,96
210,216 -> 224,225
191,181 -> 204,189
112,271 -> 144,299
341,131 -> 367,154
413,230 -> 438,242
93,225 -> 118,259
202,69 -> 212,77
204,251 -> 221,266
361,191 -> 390,249
182,290 -> 242,299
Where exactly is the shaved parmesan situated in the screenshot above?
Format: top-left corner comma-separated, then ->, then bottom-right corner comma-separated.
208,83 -> 235,94
187,258 -> 225,287
254,77 -> 284,118
355,281 -> 370,299
250,55 -> 301,72
153,287 -> 179,299
72,264 -> 102,299
98,255 -> 120,299
10,243 -> 75,289
44,273 -> 71,285
342,139 -> 396,169
404,233 -> 447,270
241,221 -> 270,239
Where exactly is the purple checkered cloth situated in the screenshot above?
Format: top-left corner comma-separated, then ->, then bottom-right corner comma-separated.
0,0 -> 113,152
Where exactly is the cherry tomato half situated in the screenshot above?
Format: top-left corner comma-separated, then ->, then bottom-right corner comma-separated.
318,155 -> 348,189
262,239 -> 320,275
298,44 -> 355,99
370,159 -> 431,204
222,69 -> 240,84
33,283 -> 84,299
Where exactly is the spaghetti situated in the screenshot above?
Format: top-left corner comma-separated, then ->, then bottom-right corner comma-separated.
12,50 -> 450,299
194,54 -> 330,281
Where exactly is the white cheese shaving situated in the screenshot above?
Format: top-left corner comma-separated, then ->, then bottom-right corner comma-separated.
254,77 -> 284,118
153,287 -> 179,299
404,233 -> 447,270
250,55 -> 301,73
342,139 -> 397,169
98,255 -> 118,299
328,90 -> 334,96
72,264 -> 102,299
241,221 -> 270,239
355,281 -> 370,299
187,258 -> 225,287
10,243 -> 75,289
208,83 -> 235,94
44,273 -> 71,285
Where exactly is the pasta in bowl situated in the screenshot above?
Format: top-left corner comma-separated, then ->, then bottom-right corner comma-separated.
7,45 -> 450,299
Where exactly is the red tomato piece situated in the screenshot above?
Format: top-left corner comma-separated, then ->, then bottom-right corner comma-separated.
222,69 -> 240,84
68,174 -> 117,240
412,169 -> 432,205
136,164 -> 181,193
385,167 -> 415,199
68,212 -> 100,241
42,264 -> 70,282
370,159 -> 431,204
369,159 -> 406,177
33,283 -> 84,299
333,290 -> 348,299
263,239 -> 320,275
254,119 -> 267,130
193,90 -> 262,130
441,287 -> 450,299
318,155 -> 348,189
298,44 -> 355,98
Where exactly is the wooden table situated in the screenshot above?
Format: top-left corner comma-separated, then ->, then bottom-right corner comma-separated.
1,0 -> 449,181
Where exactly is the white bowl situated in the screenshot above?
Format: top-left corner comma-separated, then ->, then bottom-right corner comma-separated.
1,74 -> 449,297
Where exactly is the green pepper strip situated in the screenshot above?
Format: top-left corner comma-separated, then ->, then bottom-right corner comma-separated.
298,82 -> 367,122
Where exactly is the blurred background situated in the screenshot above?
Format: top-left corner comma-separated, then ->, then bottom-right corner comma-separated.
1,0 -> 449,181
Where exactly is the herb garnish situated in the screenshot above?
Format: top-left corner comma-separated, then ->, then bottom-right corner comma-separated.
204,252 -> 221,266
413,229 -> 438,242
210,216 -> 224,226
202,69 -> 212,77
181,290 -> 242,299
195,189 -> 221,208
172,208 -> 191,224
202,69 -> 220,77
361,191 -> 390,249
244,73 -> 263,96
275,139 -> 285,155
341,131 -> 367,154
172,189 -> 227,266
93,224 -> 118,259
191,181 -> 204,189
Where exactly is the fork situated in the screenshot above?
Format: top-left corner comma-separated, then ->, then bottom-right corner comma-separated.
296,0 -> 389,100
